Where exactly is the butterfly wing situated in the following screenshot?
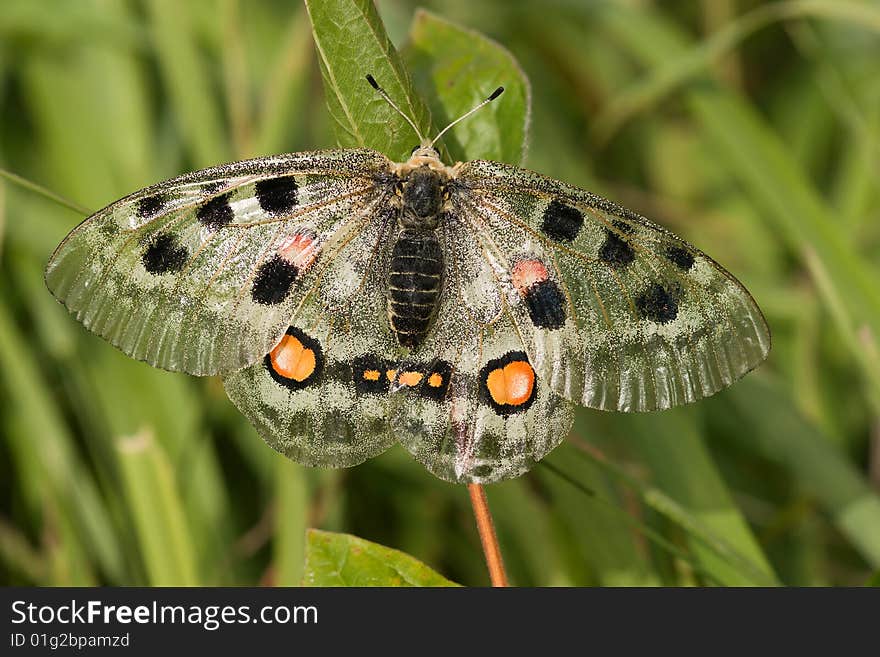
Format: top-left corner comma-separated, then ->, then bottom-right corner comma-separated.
222,198 -> 403,466
385,210 -> 575,483
453,160 -> 771,412
45,148 -> 392,375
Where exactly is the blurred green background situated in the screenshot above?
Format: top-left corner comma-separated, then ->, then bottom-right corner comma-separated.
2,0 -> 880,586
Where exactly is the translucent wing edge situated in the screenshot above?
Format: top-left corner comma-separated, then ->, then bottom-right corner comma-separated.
459,159 -> 772,412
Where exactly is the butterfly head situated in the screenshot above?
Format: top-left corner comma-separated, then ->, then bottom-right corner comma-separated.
410,144 -> 442,160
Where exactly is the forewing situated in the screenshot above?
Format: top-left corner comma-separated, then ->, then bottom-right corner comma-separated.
223,199 -> 401,466
45,148 -> 392,375
455,160 -> 771,412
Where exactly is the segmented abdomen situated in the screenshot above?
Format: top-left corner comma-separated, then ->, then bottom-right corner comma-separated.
387,229 -> 443,348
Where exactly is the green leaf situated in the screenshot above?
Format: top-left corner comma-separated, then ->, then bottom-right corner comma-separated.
403,9 -> 531,164
303,529 -> 459,587
304,0 -> 434,161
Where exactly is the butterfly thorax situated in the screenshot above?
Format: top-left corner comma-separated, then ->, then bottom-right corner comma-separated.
387,162 -> 449,349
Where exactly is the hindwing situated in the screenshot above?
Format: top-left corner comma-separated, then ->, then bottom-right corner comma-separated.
223,195 -> 401,466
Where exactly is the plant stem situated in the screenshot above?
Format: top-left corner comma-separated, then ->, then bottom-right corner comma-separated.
467,483 -> 508,587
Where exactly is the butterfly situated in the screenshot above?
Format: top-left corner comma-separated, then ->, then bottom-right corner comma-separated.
45,75 -> 770,484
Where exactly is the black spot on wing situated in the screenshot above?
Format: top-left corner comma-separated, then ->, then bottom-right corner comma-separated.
636,283 -> 680,324
137,195 -> 165,218
419,360 -> 452,403
197,192 -> 234,231
524,280 -> 567,329
142,232 -> 188,274
666,245 -> 695,271
351,354 -> 391,395
256,176 -> 298,215
541,200 -> 583,242
599,229 -> 635,269
251,255 -> 298,305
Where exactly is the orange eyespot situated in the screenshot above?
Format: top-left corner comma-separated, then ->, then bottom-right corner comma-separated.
486,360 -> 535,407
269,334 -> 316,382
363,369 -> 380,381
428,373 -> 443,388
398,371 -> 423,387
386,369 -> 397,381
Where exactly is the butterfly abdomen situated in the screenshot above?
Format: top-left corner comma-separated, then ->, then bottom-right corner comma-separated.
388,228 -> 443,348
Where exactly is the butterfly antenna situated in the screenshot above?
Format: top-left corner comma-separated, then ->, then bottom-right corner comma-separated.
365,74 -> 427,144
430,86 -> 504,149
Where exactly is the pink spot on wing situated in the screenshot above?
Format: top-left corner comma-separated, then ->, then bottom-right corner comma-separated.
278,229 -> 318,269
511,258 -> 549,294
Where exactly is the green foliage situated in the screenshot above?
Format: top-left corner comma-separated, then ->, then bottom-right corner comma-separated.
403,9 -> 531,164
1,0 -> 880,587
304,0 -> 434,161
303,530 -> 458,586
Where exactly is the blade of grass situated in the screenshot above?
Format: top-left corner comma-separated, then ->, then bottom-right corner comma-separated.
575,446 -> 774,585
82,351 -> 232,576
19,8 -> 156,206
0,296 -> 123,580
539,441 -> 662,586
43,501 -> 97,586
540,460 -> 728,586
485,478 -> 568,586
253,7 -> 313,155
614,410 -> 778,585
592,0 -> 880,144
0,515 -> 47,583
145,0 -> 229,167
708,376 -> 880,568
116,430 -> 199,586
221,0 -> 253,159
272,457 -> 309,585
0,168 -> 90,216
